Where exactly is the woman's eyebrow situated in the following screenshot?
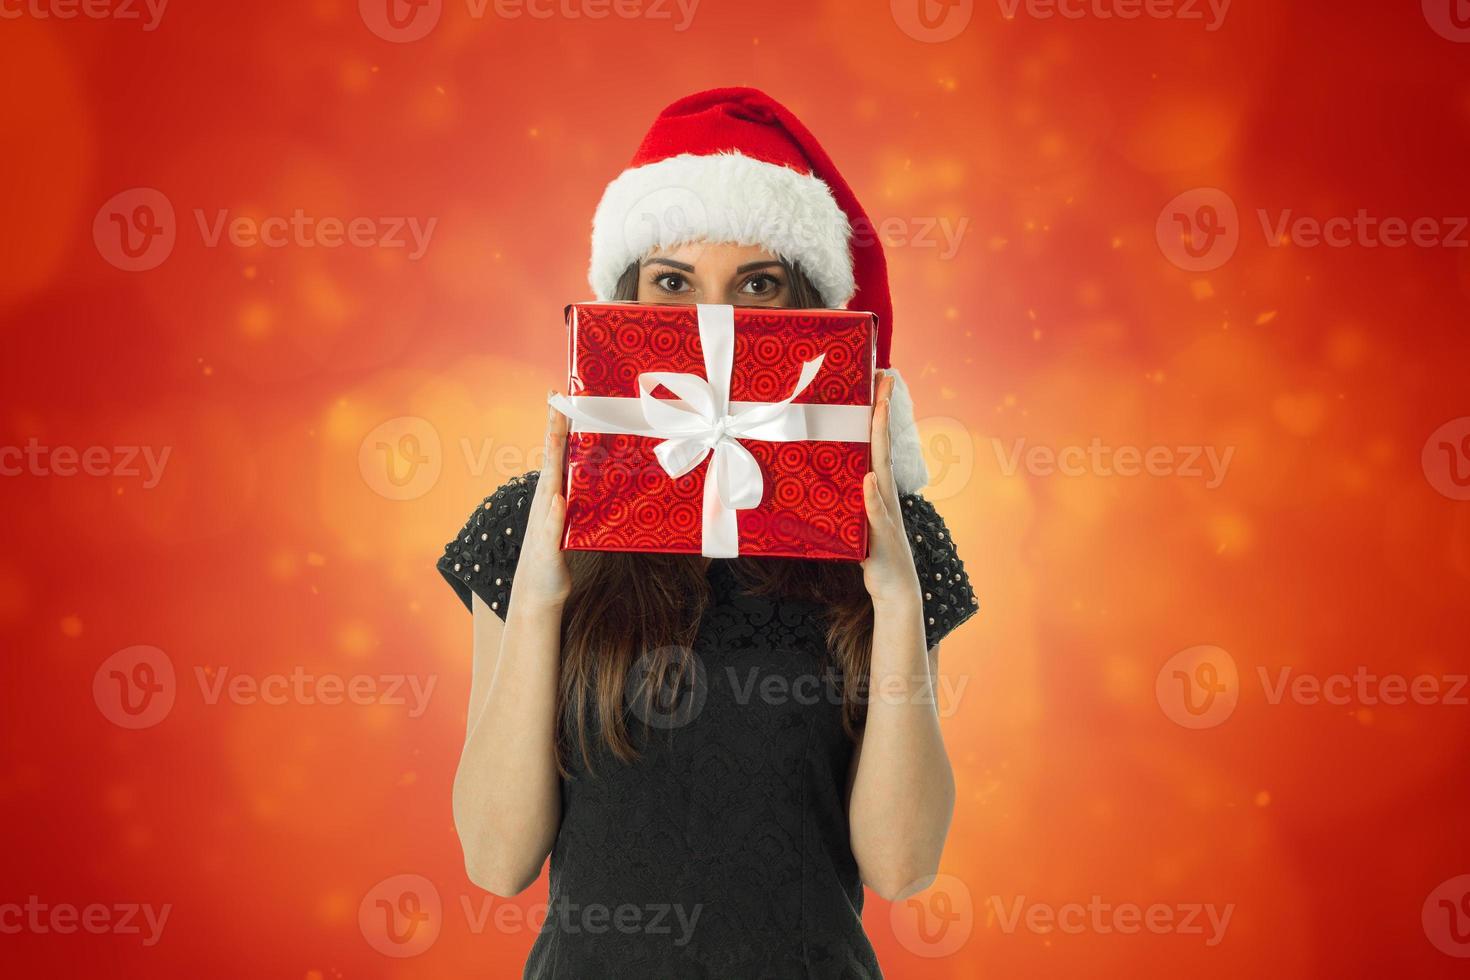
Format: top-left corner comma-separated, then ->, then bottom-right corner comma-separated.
734,261 -> 783,274
641,257 -> 695,271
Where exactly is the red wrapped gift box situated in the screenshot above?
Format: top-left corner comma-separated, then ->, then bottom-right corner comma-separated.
552,303 -> 875,561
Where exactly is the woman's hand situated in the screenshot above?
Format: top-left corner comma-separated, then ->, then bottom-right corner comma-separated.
515,394 -> 573,609
861,372 -> 924,609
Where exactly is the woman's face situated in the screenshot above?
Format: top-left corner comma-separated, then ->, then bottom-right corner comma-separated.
635,242 -> 792,307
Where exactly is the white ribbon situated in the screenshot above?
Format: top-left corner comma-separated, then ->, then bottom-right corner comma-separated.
549,304 -> 870,558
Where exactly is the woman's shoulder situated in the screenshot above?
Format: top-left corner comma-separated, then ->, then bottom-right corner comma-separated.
896,491 -> 979,650
454,470 -> 541,544
481,469 -> 540,506
435,470 -> 541,615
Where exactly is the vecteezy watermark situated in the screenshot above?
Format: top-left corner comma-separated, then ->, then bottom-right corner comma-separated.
624,649 -> 973,731
1257,666 -> 1468,708
93,188 -> 177,272
994,0 -> 1230,31
1156,187 -> 1240,272
194,209 -> 437,259
1423,0 -> 1470,43
0,439 -> 171,489
617,185 -> 972,264
916,415 -> 977,503
0,0 -> 168,30
726,665 -> 972,718
0,897 -> 171,947
890,873 -> 975,957
893,0 -> 1228,40
93,646 -> 178,730
360,417 -> 563,502
362,411 -> 976,504
1158,187 -> 1470,272
360,417 -> 446,502
488,0 -> 699,29
359,0 -> 699,42
987,895 -> 1233,946
891,0 -> 975,43
358,874 -> 702,957
93,188 -> 437,272
487,896 -> 701,946
360,874 -> 441,958
851,215 -> 971,260
93,647 -> 438,729
993,438 -> 1234,489
359,0 -> 443,42
1157,646 -> 1470,729
1257,210 -> 1470,250
1424,875 -> 1470,957
1422,417 -> 1470,501
194,666 -> 437,717
625,646 -> 708,730
1156,645 -> 1239,729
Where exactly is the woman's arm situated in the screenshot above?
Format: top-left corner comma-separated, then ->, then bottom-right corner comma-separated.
451,400 -> 572,896
846,373 -> 957,902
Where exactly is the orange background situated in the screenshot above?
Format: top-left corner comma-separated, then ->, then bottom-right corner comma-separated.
4,0 -> 1470,976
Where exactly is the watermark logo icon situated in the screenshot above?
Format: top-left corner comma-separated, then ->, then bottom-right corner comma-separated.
1156,645 -> 1238,729
1424,875 -> 1470,957
891,0 -> 974,42
360,0 -> 442,42
94,188 -> 176,272
93,646 -> 176,729
625,647 -> 707,730
917,416 -> 976,502
1422,417 -> 1470,501
360,874 -> 442,957
620,185 -> 710,267
1423,0 -> 1470,42
890,873 -> 974,957
1156,188 -> 1239,272
359,417 -> 443,501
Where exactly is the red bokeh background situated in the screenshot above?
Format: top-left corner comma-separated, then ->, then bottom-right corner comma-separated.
4,1 -> 1470,976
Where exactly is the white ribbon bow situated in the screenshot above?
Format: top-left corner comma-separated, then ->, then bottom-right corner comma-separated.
549,304 -> 867,558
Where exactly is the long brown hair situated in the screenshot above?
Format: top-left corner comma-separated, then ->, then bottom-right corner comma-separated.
556,259 -> 875,775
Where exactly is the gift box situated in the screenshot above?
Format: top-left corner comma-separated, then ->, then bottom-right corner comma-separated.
550,303 -> 875,561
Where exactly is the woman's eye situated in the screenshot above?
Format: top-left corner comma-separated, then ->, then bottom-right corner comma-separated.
741,274 -> 782,296
653,273 -> 689,293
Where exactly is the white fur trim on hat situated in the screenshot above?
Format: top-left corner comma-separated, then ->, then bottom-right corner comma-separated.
884,367 -> 929,494
589,152 -> 856,307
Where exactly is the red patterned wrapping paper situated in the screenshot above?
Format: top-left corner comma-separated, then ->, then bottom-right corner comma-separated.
560,303 -> 876,561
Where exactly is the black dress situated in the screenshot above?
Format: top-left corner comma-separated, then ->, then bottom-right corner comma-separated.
437,471 -> 978,979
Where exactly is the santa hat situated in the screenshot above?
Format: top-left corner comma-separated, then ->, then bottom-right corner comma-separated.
588,87 -> 930,494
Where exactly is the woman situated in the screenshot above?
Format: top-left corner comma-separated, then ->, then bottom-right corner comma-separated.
438,88 -> 978,979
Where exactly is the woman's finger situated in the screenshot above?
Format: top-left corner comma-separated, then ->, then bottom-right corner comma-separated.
541,491 -> 568,544
861,473 -> 896,573
540,392 -> 569,497
529,394 -> 566,526
863,471 -> 888,525
870,372 -> 899,505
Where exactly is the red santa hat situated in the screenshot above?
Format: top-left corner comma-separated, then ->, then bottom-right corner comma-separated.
588,87 -> 930,494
